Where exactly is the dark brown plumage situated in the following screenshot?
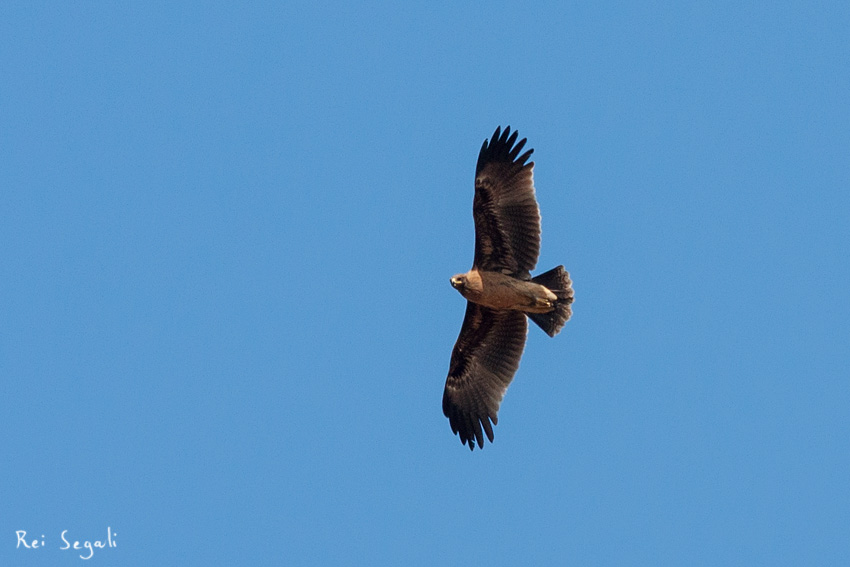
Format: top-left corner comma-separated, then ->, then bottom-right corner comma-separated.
443,126 -> 574,451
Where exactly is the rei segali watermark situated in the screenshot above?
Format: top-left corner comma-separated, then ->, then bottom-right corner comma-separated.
16,527 -> 117,560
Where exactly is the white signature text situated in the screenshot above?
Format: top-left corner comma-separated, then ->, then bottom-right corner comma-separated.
16,528 -> 117,560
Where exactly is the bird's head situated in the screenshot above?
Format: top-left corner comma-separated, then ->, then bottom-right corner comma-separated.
451,270 -> 483,297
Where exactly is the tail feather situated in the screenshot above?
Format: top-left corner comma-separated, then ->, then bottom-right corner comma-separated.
527,266 -> 574,337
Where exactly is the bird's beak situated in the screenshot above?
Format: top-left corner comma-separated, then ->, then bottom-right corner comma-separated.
450,276 -> 462,288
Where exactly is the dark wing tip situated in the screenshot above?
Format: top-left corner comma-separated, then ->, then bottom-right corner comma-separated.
476,126 -> 534,175
442,391 -> 491,451
442,388 -> 497,451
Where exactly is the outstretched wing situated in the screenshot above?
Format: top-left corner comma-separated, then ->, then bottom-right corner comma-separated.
442,302 -> 528,450
473,126 -> 540,278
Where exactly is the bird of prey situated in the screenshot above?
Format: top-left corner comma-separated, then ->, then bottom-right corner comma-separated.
443,126 -> 574,451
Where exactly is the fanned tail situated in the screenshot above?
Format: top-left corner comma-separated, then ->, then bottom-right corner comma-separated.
527,266 -> 574,337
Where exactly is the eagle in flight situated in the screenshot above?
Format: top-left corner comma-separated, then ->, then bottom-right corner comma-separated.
443,126 -> 574,451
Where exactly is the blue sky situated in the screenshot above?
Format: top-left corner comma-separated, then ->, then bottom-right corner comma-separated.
3,2 -> 849,565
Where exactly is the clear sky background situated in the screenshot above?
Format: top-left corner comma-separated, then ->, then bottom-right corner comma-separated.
2,2 -> 849,566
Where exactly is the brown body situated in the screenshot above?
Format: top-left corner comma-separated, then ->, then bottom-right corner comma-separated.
450,269 -> 556,313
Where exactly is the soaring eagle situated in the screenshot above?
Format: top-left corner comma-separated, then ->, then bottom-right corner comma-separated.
443,126 -> 574,451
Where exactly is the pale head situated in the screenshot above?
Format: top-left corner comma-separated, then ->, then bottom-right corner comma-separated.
449,270 -> 482,296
